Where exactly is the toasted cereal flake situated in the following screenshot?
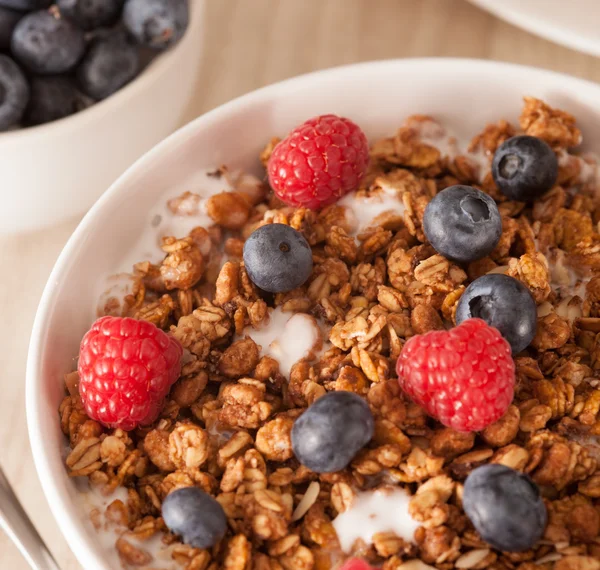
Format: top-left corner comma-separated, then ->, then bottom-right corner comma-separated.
455,549 -> 490,569
397,561 -> 437,570
535,553 -> 562,565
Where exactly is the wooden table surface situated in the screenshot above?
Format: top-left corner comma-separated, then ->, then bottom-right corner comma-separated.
3,1 -> 600,568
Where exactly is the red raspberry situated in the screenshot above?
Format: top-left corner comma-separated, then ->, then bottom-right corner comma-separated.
78,316 -> 183,431
339,560 -> 374,570
267,114 -> 369,210
396,319 -> 515,432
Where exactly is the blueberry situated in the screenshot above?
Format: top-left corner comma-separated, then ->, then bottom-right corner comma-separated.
24,76 -> 87,126
77,33 -> 140,100
243,223 -> 313,293
0,0 -> 50,10
0,55 -> 29,130
162,487 -> 227,549
423,185 -> 502,263
291,391 -> 374,473
123,0 -> 189,50
463,464 -> 547,552
11,9 -> 86,75
57,0 -> 124,31
0,6 -> 22,50
492,135 -> 558,201
456,274 -> 536,354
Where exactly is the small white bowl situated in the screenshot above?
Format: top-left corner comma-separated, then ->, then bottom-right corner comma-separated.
0,1 -> 205,234
27,59 -> 600,569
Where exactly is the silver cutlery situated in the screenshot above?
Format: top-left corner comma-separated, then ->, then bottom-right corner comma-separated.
0,465 -> 60,570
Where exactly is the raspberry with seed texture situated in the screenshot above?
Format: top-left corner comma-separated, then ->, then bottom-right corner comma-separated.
396,318 -> 515,432
339,560 -> 374,570
267,114 -> 369,210
78,316 -> 183,431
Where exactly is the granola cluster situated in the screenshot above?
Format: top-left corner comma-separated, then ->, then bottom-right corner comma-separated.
60,98 -> 600,570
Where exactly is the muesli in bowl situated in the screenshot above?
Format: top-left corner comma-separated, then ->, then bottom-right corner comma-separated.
60,97 -> 600,570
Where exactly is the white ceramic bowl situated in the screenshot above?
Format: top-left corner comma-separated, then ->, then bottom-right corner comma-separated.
27,58 -> 600,569
0,1 -> 204,234
469,0 -> 600,58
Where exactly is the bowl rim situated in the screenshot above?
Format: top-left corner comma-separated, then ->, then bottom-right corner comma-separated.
468,0 -> 600,59
0,0 -> 204,143
26,57 -> 600,569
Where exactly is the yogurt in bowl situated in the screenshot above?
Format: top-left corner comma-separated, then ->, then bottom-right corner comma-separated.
27,59 -> 600,570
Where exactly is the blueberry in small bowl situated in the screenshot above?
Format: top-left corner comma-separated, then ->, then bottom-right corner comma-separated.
0,0 -> 51,9
0,0 -> 203,233
123,0 -> 189,50
77,32 -> 140,101
0,54 -> 29,129
24,76 -> 86,127
0,6 -> 23,50
56,0 -> 124,31
11,8 -> 86,75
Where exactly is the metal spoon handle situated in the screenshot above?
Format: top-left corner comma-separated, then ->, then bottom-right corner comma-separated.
0,466 -> 60,570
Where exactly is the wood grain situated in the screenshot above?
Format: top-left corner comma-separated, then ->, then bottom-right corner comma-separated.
2,1 -> 600,568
